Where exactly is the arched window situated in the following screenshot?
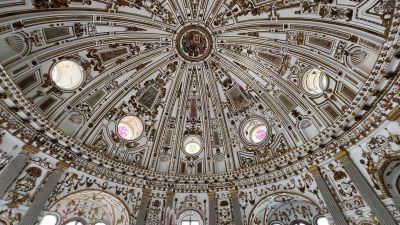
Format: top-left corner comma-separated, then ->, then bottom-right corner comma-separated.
316,217 -> 329,225
178,210 -> 203,225
39,214 -> 58,225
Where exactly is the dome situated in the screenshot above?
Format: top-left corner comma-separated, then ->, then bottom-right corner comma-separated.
0,1 -> 399,225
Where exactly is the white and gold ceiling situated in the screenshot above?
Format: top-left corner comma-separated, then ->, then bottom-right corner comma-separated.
0,0 -> 399,192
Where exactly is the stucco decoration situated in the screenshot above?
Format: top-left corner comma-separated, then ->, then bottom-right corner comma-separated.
48,190 -> 131,225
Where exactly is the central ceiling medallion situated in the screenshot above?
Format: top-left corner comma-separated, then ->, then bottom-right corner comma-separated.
183,135 -> 202,155
176,24 -> 213,62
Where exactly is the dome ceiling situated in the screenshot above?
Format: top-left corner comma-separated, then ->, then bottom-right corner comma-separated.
0,0 -> 398,190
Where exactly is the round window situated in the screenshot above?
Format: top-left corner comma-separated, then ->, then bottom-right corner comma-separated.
316,217 -> 329,225
39,214 -> 58,225
117,116 -> 144,141
51,60 -> 84,90
250,125 -> 268,144
241,117 -> 269,145
183,136 -> 202,155
302,68 -> 328,95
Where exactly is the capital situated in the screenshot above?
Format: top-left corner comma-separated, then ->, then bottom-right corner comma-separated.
308,166 -> 320,174
207,191 -> 216,197
388,108 -> 400,121
56,161 -> 70,171
143,188 -> 152,194
229,189 -> 238,195
22,145 -> 39,155
335,149 -> 349,161
166,191 -> 175,197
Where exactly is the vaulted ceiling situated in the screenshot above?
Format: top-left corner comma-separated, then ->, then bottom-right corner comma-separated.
0,0 -> 398,190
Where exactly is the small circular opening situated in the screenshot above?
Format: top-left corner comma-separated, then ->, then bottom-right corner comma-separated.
117,116 -> 144,141
51,60 -> 84,90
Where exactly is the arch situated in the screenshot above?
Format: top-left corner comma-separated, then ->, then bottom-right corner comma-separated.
379,159 -> 400,198
345,46 -> 378,74
248,192 -> 323,225
175,195 -> 207,225
372,156 -> 400,198
176,210 -> 204,225
214,154 -> 226,173
0,34 -> 28,62
269,221 -> 284,225
157,154 -> 170,172
48,190 -> 131,225
290,220 -> 310,225
59,111 -> 86,136
360,133 -> 400,198
298,119 -> 318,141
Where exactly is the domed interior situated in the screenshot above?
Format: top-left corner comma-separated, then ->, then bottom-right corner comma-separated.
0,0 -> 399,225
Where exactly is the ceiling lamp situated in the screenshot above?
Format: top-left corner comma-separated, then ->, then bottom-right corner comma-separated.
51,60 -> 84,90
183,136 -> 202,155
302,68 -> 328,95
117,116 -> 144,141
241,117 -> 269,145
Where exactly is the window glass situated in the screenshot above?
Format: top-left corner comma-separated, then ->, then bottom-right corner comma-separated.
250,125 -> 267,144
181,221 -> 200,225
51,60 -> 84,90
241,118 -> 268,145
117,116 -> 144,140
302,68 -> 328,95
317,217 -> 329,225
39,215 -> 58,225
